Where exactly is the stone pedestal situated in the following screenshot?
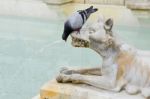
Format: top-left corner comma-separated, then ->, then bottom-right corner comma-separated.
43,0 -> 72,5
33,80 -> 144,99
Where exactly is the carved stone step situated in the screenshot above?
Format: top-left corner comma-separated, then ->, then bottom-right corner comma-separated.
40,80 -> 144,99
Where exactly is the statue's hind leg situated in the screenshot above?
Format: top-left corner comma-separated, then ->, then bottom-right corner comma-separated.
141,88 -> 150,99
109,78 -> 127,92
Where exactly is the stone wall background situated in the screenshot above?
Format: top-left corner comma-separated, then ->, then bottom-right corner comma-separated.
73,0 -> 125,5
42,0 -> 149,5
6,0 -> 148,6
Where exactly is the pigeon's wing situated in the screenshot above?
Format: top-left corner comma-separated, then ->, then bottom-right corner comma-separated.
68,12 -> 83,30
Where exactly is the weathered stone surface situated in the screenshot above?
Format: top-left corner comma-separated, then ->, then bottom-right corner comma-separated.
126,2 -> 150,10
40,80 -> 144,99
85,0 -> 125,5
73,0 -> 84,3
43,0 -> 72,4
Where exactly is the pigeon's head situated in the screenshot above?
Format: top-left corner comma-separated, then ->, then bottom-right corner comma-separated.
85,6 -> 98,16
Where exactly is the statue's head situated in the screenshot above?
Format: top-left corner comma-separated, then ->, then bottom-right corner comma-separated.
71,16 -> 115,52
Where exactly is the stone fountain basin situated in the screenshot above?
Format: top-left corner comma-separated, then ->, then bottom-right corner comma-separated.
35,80 -> 144,99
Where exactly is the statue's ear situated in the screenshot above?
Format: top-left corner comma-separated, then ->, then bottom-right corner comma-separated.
104,18 -> 113,31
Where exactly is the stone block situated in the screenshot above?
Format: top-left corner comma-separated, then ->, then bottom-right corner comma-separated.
40,80 -> 144,99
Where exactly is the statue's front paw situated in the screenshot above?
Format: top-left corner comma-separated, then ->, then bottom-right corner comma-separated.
56,74 -> 63,83
56,73 -> 71,83
60,67 -> 69,73
59,67 -> 74,75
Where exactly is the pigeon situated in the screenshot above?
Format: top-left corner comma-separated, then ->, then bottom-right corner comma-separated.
62,6 -> 98,41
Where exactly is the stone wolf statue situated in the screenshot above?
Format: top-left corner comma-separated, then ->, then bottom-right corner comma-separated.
56,16 -> 150,99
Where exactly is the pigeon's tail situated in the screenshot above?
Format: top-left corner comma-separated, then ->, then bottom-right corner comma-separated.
62,22 -> 73,41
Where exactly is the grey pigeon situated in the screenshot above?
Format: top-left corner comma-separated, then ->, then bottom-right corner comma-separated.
62,6 -> 98,41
